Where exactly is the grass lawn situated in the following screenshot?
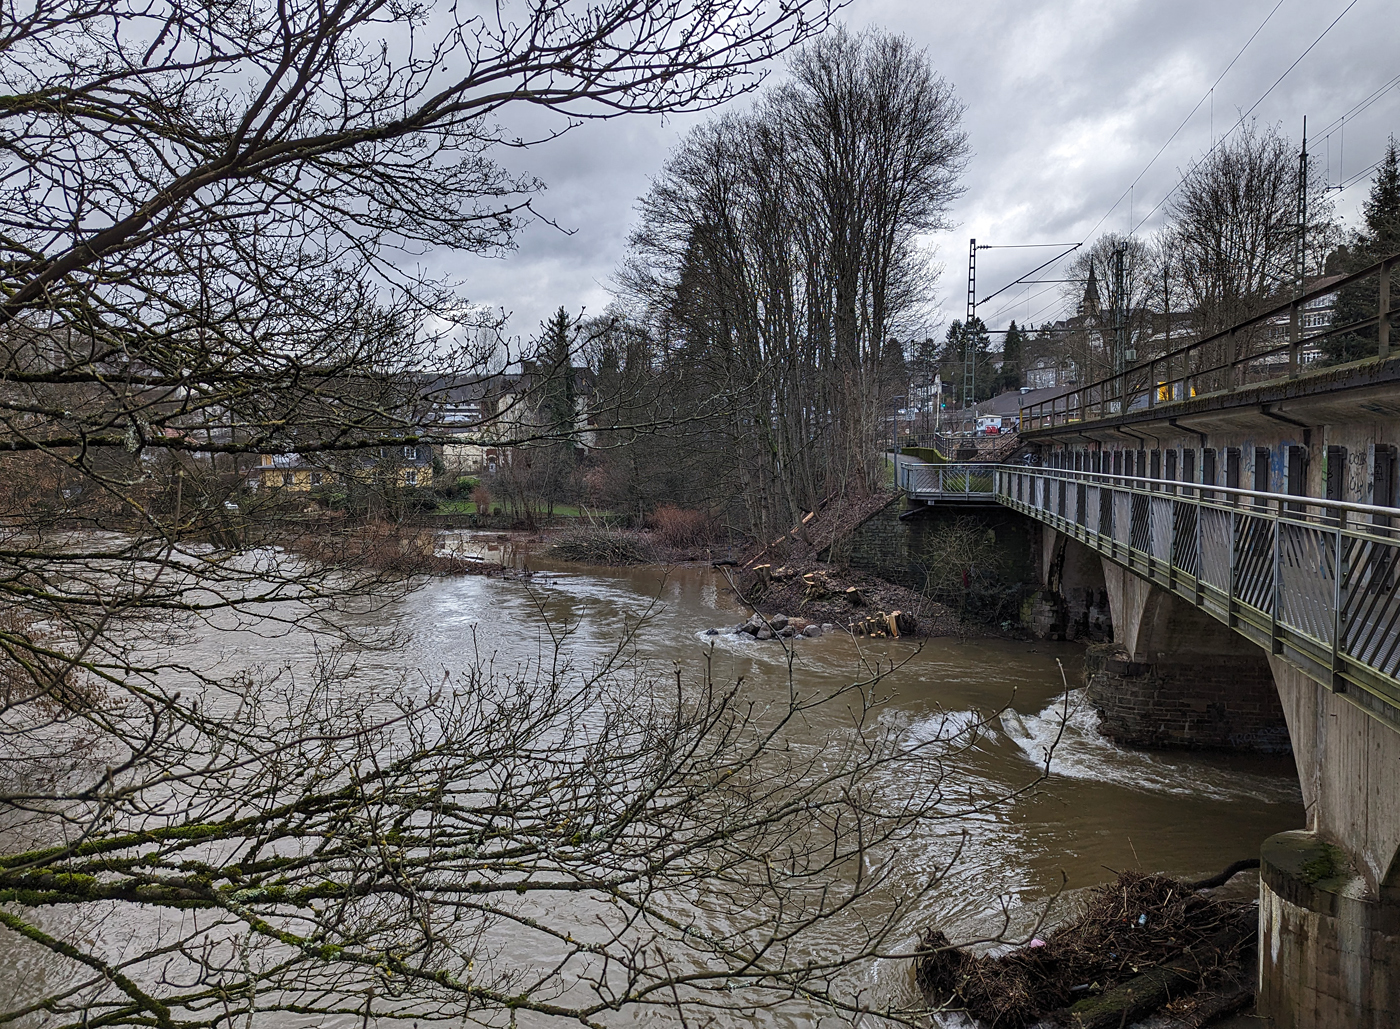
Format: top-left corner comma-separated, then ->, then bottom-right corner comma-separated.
435,499 -> 478,514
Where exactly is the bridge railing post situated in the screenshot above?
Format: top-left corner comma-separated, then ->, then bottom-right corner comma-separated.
1333,509 -> 1347,688
1271,498 -> 1283,652
1228,507 -> 1238,629
1195,483 -> 1205,606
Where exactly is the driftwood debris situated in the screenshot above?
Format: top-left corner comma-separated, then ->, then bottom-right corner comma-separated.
915,868 -> 1258,1028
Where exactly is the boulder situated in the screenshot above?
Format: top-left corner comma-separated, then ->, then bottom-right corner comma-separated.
778,626 -> 796,638
803,624 -> 823,638
756,628 -> 774,641
821,623 -> 837,633
770,613 -> 789,630
704,628 -> 719,636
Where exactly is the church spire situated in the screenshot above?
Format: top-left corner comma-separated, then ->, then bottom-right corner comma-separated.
1080,259 -> 1102,320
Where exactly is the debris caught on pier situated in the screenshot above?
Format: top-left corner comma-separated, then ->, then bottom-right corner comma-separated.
914,868 -> 1258,1027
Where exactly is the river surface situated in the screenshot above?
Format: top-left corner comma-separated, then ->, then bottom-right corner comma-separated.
7,536 -> 1306,1027
379,539 -> 1301,1020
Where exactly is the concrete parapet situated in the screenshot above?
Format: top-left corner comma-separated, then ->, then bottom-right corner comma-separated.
1259,830 -> 1400,1028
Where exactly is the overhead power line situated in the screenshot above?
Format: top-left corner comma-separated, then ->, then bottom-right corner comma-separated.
1079,0 -> 1289,245
1130,0 -> 1363,236
978,243 -> 1083,309
979,1 -> 1294,335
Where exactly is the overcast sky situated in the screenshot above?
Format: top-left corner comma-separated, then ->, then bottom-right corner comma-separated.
442,0 -> 1400,345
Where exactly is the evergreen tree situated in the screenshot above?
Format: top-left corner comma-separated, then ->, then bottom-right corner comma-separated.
536,306 -> 578,517
1362,135 -> 1400,249
937,317 -> 995,404
995,320 -> 1025,393
1324,137 -> 1400,364
880,333 -> 910,403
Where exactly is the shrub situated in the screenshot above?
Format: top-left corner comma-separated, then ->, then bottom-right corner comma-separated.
470,485 -> 492,514
549,526 -> 659,565
650,505 -> 715,549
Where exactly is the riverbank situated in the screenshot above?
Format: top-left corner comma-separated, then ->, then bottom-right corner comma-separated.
916,866 -> 1262,1028
722,557 -> 1021,640
530,518 -> 1021,640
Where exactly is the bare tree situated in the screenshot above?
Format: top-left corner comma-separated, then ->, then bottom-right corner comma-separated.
1163,123 -> 1335,340
0,2 -> 1067,1026
618,26 -> 968,538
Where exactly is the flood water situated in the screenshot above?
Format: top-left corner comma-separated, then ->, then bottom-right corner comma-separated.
6,536 -> 1306,1027
372,539 -> 1302,1018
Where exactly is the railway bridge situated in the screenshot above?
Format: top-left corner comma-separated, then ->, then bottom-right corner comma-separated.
900,254 -> 1399,1027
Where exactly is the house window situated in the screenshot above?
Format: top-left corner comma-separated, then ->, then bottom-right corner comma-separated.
1226,448 -> 1241,491
403,446 -> 417,459
405,469 -> 418,486
310,471 -> 323,487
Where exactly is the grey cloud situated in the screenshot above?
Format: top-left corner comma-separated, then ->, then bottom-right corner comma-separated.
424,0 -> 1400,337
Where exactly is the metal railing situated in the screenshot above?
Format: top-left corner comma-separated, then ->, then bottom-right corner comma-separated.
997,466 -> 1400,721
901,462 -> 999,498
1019,251 -> 1398,432
900,430 -> 1022,462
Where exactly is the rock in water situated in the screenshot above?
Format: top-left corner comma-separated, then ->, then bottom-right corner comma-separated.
756,628 -> 773,641
803,624 -> 822,637
770,612 -> 789,630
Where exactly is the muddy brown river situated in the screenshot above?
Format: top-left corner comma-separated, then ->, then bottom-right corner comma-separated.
387,540 -> 1301,1021
4,537 -> 1305,1027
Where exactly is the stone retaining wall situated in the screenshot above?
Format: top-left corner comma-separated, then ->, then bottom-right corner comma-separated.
1085,647 -> 1291,753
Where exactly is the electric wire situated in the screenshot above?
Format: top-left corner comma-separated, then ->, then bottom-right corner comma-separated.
980,0 -> 1379,340
1078,0 -> 1289,245
1129,0 -> 1363,236
976,0 -> 1292,337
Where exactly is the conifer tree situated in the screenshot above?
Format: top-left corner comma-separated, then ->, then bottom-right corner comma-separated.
996,320 -> 1026,393
530,307 -> 579,518
1324,137 -> 1400,364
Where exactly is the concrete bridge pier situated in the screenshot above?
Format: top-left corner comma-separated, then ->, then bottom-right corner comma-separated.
1035,527 -> 1291,751
1258,661 -> 1400,1028
1035,527 -> 1400,1025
